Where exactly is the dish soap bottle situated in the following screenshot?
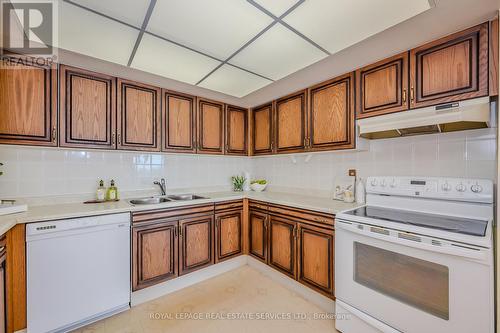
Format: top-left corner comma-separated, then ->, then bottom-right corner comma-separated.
106,180 -> 118,201
96,180 -> 106,201
356,178 -> 365,204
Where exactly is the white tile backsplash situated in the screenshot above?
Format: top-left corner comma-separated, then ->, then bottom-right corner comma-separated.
0,128 -> 497,199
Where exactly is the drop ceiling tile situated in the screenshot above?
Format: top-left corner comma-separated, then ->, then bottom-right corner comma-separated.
199,65 -> 272,97
147,0 -> 273,59
68,0 -> 150,27
58,2 -> 139,65
251,0 -> 301,17
229,23 -> 327,80
131,34 -> 221,85
283,0 -> 432,54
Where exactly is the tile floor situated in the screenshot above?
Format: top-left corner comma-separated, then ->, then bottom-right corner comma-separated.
72,266 -> 339,333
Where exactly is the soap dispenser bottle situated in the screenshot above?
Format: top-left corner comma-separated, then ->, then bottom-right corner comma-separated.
106,180 -> 118,201
96,179 -> 106,201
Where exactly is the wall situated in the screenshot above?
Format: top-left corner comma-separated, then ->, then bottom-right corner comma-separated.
253,128 -> 497,195
0,146 -> 252,199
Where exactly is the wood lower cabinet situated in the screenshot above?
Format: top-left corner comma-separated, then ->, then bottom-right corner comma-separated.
60,65 -> 116,149
197,99 -> 224,154
163,91 -> 197,153
0,56 -> 57,146
132,221 -> 178,291
275,91 -> 307,153
179,214 -> 214,275
215,202 -> 243,262
117,79 -> 161,151
268,215 -> 297,279
249,209 -> 268,263
252,103 -> 274,155
225,106 -> 248,155
356,52 -> 409,118
410,23 -> 488,108
308,73 -> 355,150
297,223 -> 334,297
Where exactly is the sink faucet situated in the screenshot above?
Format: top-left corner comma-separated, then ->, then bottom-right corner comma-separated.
154,178 -> 166,196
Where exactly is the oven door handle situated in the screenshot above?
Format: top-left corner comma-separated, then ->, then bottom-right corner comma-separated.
336,221 -> 487,261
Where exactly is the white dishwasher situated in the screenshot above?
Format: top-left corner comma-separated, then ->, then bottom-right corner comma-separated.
26,213 -> 131,333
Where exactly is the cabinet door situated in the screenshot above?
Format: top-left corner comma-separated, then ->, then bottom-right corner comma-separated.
132,221 -> 178,291
60,65 -> 116,149
197,99 -> 224,154
225,106 -> 248,155
215,210 -> 242,262
179,214 -> 214,275
117,79 -> 161,151
163,91 -> 196,153
298,224 -> 334,297
356,53 -> 409,118
275,91 -> 307,153
249,210 -> 268,263
252,103 -> 273,155
308,73 -> 355,151
268,215 -> 296,278
410,23 -> 488,108
0,57 -> 57,146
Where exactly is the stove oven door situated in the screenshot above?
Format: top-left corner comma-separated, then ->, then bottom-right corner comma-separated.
334,220 -> 494,333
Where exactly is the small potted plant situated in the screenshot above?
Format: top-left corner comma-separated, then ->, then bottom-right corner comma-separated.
231,175 -> 246,192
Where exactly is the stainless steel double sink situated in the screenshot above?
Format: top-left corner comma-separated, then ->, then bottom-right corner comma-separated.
129,194 -> 208,205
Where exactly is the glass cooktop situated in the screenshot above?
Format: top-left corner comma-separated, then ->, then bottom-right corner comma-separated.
343,206 -> 488,236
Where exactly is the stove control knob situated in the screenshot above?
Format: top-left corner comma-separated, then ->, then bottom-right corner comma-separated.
456,183 -> 467,192
390,179 -> 397,188
471,183 -> 483,193
380,179 -> 387,187
370,179 -> 378,186
441,182 -> 452,192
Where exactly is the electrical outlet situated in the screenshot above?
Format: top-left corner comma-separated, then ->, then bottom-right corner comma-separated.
348,169 -> 356,177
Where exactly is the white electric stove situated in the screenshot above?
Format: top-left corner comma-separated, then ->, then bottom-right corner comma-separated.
335,176 -> 494,333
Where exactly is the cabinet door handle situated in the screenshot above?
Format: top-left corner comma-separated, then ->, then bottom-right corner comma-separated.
410,87 -> 415,103
118,133 -> 122,145
52,126 -> 57,143
402,89 -> 407,103
174,226 -> 178,237
112,133 -> 116,145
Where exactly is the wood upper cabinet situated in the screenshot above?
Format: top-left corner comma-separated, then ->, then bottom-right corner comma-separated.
249,209 -> 268,263
117,79 -> 161,151
308,73 -> 355,151
60,65 -> 116,149
225,105 -> 248,155
197,99 -> 224,154
163,91 -> 197,153
0,57 -> 57,146
356,52 -> 409,119
268,215 -> 297,279
132,220 -> 178,291
179,214 -> 214,275
275,91 -> 307,153
252,103 -> 274,155
215,209 -> 242,262
297,223 -> 334,297
410,23 -> 489,108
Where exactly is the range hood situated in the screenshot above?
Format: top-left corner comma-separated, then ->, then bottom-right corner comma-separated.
358,97 -> 492,139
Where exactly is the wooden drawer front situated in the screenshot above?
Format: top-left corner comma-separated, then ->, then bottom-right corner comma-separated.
132,221 -> 178,291
268,204 -> 334,226
410,23 -> 488,108
298,224 -> 334,297
179,215 -> 214,275
252,103 -> 274,155
215,200 -> 244,212
0,57 -> 57,146
215,210 -> 242,262
117,79 -> 161,151
225,106 -> 248,155
198,99 -> 224,154
248,201 -> 268,212
309,73 -> 355,150
356,52 -> 409,118
163,91 -> 196,153
249,210 -> 268,263
276,91 -> 307,153
268,216 -> 296,278
60,65 -> 116,149
132,204 -> 214,224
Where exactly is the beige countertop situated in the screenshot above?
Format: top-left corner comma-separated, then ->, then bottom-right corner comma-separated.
0,191 -> 361,235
